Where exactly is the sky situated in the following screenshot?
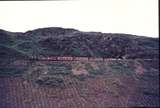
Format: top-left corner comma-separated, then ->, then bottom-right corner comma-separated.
0,0 -> 158,37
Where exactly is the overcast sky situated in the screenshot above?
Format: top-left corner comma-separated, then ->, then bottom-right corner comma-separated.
0,0 -> 158,37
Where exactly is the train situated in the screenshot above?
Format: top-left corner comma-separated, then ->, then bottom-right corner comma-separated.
30,56 -> 119,61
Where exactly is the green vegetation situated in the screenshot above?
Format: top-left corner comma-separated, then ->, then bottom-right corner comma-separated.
108,61 -> 134,76
48,62 -> 72,75
23,61 -> 72,87
72,48 -> 83,55
73,74 -> 86,81
35,75 -> 63,87
0,67 -> 26,76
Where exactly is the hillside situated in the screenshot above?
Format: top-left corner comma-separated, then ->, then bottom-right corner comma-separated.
0,27 -> 159,108
0,27 -> 159,59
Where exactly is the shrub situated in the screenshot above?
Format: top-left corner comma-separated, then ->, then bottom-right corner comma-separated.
35,75 -> 63,87
74,74 -> 86,81
48,62 -> 72,75
108,61 -> 134,76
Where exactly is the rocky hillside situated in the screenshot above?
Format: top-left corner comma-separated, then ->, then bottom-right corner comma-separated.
0,27 -> 159,60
